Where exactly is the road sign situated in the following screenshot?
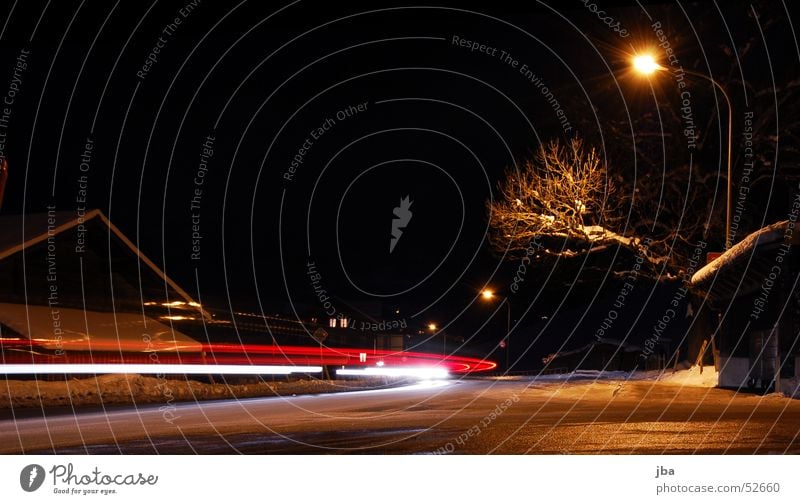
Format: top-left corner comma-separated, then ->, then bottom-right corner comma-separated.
312,327 -> 328,344
706,251 -> 723,264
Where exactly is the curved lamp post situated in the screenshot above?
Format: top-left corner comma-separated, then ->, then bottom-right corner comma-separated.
481,289 -> 512,371
632,54 -> 733,249
427,322 -> 445,355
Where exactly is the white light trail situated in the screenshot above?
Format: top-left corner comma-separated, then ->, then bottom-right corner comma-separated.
336,366 -> 449,379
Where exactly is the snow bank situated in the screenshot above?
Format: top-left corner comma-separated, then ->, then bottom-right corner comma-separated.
652,366 -> 718,388
1,374 -> 405,409
499,367 -> 717,387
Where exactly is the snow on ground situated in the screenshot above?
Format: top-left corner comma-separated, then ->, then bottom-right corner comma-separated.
646,366 -> 719,387
525,367 -> 800,404
1,374 -> 406,409
485,367 -> 719,403
495,366 -> 717,387
492,370 -> 633,382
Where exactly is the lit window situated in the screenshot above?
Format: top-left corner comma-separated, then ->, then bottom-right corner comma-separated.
329,318 -> 337,328
340,317 -> 349,328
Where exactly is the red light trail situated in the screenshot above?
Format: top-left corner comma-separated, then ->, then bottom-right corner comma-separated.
0,339 -> 496,374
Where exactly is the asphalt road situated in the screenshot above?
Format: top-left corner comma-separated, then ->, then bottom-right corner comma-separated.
2,377 -> 800,454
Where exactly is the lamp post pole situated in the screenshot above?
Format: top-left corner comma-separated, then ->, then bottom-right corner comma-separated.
504,298 -> 511,372
427,323 -> 442,355
684,69 -> 734,250
632,55 -> 734,249
481,289 -> 512,371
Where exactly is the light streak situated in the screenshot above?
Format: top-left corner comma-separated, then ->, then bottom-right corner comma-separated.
0,364 -> 322,375
336,366 -> 449,379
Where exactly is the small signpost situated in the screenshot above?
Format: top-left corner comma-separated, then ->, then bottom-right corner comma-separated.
312,328 -> 329,378
312,327 -> 328,344
706,251 -> 723,264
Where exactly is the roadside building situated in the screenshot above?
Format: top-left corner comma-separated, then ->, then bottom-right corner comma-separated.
691,221 -> 800,396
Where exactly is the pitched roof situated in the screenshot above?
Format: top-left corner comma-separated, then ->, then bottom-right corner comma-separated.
690,221 -> 791,302
0,209 -> 208,318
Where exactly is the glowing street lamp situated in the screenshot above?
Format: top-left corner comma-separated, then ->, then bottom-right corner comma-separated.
631,52 -> 734,249
426,322 -> 445,354
481,289 -> 495,300
632,54 -> 663,75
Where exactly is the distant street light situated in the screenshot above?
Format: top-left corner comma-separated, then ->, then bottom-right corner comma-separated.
427,322 -> 445,355
631,52 -> 734,249
481,289 -> 512,371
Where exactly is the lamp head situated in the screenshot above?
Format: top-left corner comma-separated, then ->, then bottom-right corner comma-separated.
632,54 -> 662,75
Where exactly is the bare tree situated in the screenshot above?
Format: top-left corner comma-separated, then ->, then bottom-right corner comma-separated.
490,138 -> 619,252
487,137 -> 669,277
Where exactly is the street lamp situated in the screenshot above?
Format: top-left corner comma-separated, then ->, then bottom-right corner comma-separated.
631,53 -> 734,249
632,54 -> 661,75
427,322 -> 445,355
480,289 -> 512,371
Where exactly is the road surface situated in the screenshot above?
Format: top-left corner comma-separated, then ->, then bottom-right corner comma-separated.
2,377 -> 799,454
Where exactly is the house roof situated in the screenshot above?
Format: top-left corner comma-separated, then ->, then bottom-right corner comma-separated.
0,209 -> 208,319
690,221 -> 792,302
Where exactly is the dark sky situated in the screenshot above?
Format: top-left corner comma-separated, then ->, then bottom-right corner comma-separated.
1,0 -> 797,361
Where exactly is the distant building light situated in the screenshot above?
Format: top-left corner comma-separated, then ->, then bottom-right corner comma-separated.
162,301 -> 187,307
329,318 -> 337,328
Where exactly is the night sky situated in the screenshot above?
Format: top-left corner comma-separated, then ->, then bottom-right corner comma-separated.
1,0 -> 798,364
